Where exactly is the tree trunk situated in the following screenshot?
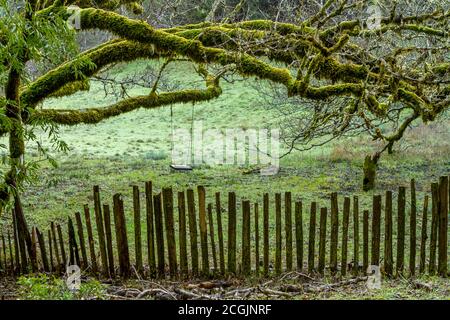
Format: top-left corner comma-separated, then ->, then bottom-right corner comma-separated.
363,153 -> 380,191
4,68 -> 37,270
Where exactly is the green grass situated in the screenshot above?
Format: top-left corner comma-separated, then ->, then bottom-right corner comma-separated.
1,60 -> 449,300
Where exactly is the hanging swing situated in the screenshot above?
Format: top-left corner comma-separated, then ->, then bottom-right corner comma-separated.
169,104 -> 194,172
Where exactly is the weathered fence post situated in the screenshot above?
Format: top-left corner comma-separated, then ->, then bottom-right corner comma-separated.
371,195 -> 381,267
47,230 -> 54,272
275,193 -> 282,274
36,228 -> 49,272
113,194 -> 130,279
363,210 -> 369,273
178,191 -> 188,276
396,186 -> 406,275
227,192 -> 237,274
208,203 -> 218,273
429,183 -> 439,274
341,197 -> 350,276
384,191 -> 393,277
330,192 -> 339,274
409,179 -> 417,276
263,193 -> 269,276
68,217 -> 80,267
153,193 -> 165,277
103,204 -> 115,278
197,186 -> 209,276
187,189 -> 199,276
308,202 -> 317,274
254,203 -> 260,275
353,196 -> 359,276
285,192 -> 293,271
83,205 -> 97,273
74,212 -> 88,269
93,186 -> 108,277
438,176 -> 448,277
56,224 -> 67,268
215,192 -> 225,275
51,222 -> 61,273
133,186 -> 143,274
242,200 -> 251,275
318,207 -> 327,275
145,181 -> 156,278
295,201 -> 303,272
163,188 -> 178,278
419,195 -> 428,274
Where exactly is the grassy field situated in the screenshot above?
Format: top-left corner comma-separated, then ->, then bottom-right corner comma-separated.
15,60 -> 449,225
1,60 -> 449,299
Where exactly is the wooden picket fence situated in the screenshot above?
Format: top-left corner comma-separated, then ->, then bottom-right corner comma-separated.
0,175 -> 449,280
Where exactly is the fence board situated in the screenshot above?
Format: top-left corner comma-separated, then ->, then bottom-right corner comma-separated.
227,192 -> 237,274
363,210 -> 369,273
242,200 -> 251,275
275,193 -> 282,274
371,195 -> 381,267
83,205 -> 97,273
133,186 -> 143,274
153,193 -> 165,277
410,179 -> 417,276
438,176 -> 448,276
113,194 -> 130,278
330,193 -> 339,274
47,230 -> 54,272
254,203 -> 260,275
178,191 -> 188,276
187,189 -> 199,276
50,222 -> 62,273
341,197 -> 350,276
208,203 -> 218,273
93,186 -> 108,276
68,217 -> 80,267
419,195 -> 429,274
74,212 -> 88,269
56,224 -> 67,268
263,193 -> 269,276
353,196 -> 359,276
103,204 -> 115,278
396,186 -> 406,275
308,202 -> 317,274
163,187 -> 178,278
318,207 -> 327,274
285,192 -> 293,271
294,201 -> 303,272
145,181 -> 156,278
384,191 -> 393,277
429,183 -> 439,274
198,186 -> 209,276
215,192 -> 225,275
36,228 -> 49,272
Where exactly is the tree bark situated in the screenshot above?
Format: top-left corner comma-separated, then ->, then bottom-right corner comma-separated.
4,68 -> 37,270
363,153 -> 380,191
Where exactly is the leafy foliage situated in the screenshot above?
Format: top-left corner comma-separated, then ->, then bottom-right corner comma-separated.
17,274 -> 106,300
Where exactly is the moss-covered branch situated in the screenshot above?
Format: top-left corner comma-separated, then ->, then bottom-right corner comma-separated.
20,40 -> 166,110
30,77 -> 222,126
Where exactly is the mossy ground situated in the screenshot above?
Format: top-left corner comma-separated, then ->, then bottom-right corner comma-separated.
0,60 -> 449,300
